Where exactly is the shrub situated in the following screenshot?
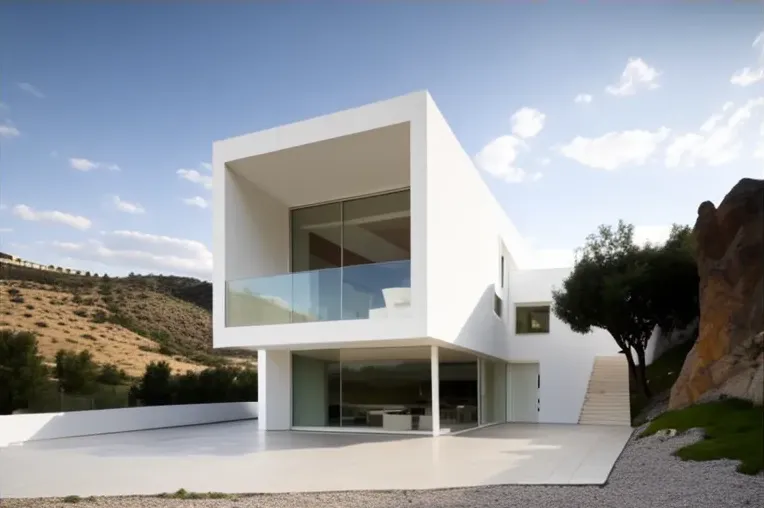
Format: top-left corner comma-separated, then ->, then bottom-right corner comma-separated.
81,333 -> 96,341
97,363 -> 128,385
73,309 -> 88,318
10,295 -> 24,304
35,321 -> 48,328
91,309 -> 108,323
55,349 -> 99,395
131,361 -> 173,406
0,330 -> 48,415
23,313 -> 33,318
6,287 -> 20,296
25,304 -> 34,310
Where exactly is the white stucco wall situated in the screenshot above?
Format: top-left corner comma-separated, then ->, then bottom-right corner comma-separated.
0,402 -> 258,447
508,268 -> 621,424
424,96 -> 526,361
258,349 -> 291,430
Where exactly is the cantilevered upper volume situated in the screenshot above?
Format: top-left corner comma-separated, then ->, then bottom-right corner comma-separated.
211,91 -> 625,434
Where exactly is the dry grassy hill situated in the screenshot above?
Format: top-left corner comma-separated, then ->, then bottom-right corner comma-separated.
0,263 -> 253,378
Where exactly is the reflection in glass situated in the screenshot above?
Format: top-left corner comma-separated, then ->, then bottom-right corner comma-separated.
439,360 -> 479,431
292,347 -> 432,431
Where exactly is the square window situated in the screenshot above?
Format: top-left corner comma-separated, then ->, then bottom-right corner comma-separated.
515,305 -> 550,334
493,293 -> 503,318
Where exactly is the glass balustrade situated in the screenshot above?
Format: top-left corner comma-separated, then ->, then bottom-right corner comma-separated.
226,260 -> 411,327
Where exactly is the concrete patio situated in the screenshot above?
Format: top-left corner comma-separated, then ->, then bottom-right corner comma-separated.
0,421 -> 633,499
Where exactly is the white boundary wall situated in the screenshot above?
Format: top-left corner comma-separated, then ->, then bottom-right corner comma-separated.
0,402 -> 258,447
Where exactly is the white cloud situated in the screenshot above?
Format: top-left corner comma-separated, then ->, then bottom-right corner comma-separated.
177,168 -> 213,189
50,230 -> 213,279
558,127 -> 670,170
731,31 -> 764,87
730,67 -> 764,87
605,58 -> 660,96
200,162 -> 212,171
474,135 -> 542,183
69,158 -> 120,172
538,157 -> 551,166
665,97 -> 764,168
111,195 -> 145,214
754,121 -> 764,162
17,82 -> 45,98
574,93 -> 593,104
510,107 -> 546,139
0,123 -> 20,138
183,196 -> 209,209
12,204 -> 92,230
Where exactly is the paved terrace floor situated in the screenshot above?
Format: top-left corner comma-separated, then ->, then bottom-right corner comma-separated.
0,421 -> 633,499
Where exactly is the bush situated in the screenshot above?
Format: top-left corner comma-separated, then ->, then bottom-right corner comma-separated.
73,309 -> 88,318
97,363 -> 128,386
91,309 -> 108,323
35,321 -> 48,328
10,295 -> 24,304
55,349 -> 99,395
132,361 -> 173,406
0,330 -> 48,415
131,363 -> 258,407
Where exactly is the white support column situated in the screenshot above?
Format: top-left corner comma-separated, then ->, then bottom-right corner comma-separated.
257,349 -> 291,431
430,345 -> 440,436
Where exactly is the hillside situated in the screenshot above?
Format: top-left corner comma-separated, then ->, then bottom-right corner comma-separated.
0,262 -> 253,378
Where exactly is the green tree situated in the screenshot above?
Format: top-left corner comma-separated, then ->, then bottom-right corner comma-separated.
552,220 -> 698,397
0,330 -> 48,415
97,363 -> 128,386
233,368 -> 258,402
133,361 -> 173,406
54,350 -> 99,395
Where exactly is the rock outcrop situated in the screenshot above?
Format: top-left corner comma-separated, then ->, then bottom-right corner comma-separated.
669,178 -> 764,409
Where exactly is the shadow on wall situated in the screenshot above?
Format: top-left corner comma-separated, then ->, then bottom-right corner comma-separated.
0,402 -> 258,447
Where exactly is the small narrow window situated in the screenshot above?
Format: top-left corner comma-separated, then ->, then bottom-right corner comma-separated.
493,293 -> 503,318
515,305 -> 550,334
500,255 -> 505,288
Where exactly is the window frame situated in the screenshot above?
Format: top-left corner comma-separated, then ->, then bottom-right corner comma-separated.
514,304 -> 551,335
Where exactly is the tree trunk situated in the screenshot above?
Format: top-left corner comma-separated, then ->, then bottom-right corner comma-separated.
621,347 -> 638,389
634,347 -> 651,397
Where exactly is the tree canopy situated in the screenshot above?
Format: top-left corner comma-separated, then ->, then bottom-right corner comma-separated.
0,330 -> 48,414
552,220 -> 698,397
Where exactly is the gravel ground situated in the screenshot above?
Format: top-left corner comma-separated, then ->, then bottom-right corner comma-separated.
4,425 -> 763,508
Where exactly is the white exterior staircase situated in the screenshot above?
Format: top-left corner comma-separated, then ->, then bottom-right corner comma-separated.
578,355 -> 631,426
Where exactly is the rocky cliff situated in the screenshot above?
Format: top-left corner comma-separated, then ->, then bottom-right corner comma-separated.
669,178 -> 764,409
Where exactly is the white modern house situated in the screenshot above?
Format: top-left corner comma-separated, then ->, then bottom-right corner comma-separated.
212,91 -> 629,436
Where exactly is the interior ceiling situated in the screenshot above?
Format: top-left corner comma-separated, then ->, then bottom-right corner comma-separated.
293,347 -> 476,363
227,123 -> 411,207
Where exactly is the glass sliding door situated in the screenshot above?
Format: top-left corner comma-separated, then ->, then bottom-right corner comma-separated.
290,202 -> 343,322
439,354 -> 479,432
287,189 -> 411,323
341,191 -> 411,320
292,347 -> 432,432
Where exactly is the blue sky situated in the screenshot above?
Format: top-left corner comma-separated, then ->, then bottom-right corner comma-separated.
1,2 -> 762,279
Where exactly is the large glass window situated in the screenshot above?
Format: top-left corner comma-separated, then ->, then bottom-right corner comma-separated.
292,347 -> 482,433
289,190 -> 411,321
292,347 -> 431,431
439,355 -> 479,431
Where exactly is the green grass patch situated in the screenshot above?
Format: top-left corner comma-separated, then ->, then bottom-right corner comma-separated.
630,339 -> 695,419
641,398 -> 764,475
